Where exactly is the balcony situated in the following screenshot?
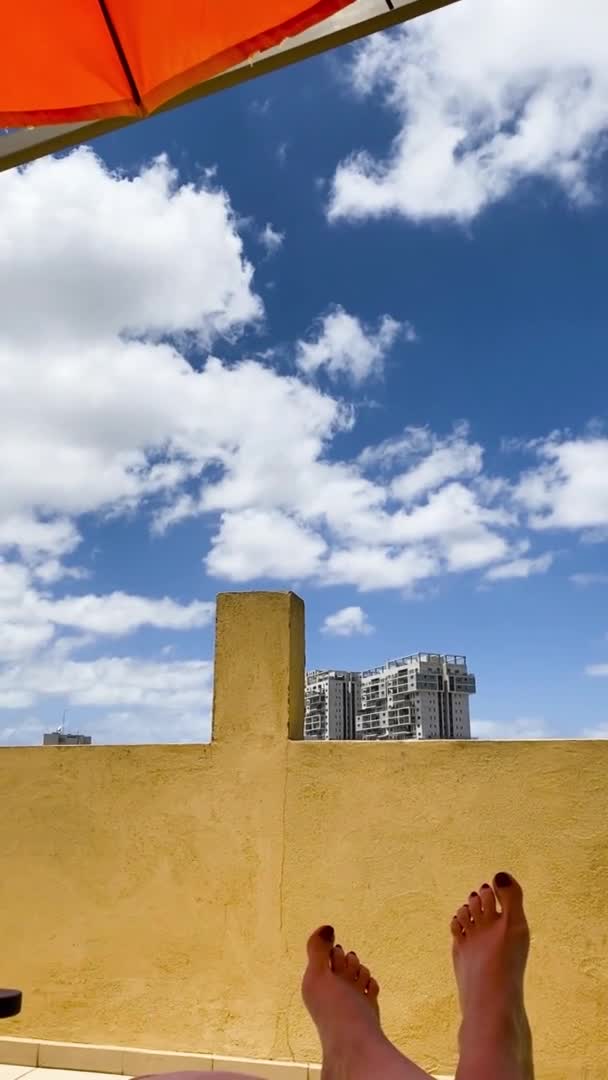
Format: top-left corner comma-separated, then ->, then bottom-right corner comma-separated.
0,593 -> 605,1080
414,675 -> 441,690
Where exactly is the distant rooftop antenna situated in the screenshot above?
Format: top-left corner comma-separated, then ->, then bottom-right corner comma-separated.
56,709 -> 67,736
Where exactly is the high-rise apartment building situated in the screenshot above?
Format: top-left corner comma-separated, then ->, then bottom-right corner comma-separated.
356,653 -> 475,741
304,670 -> 361,740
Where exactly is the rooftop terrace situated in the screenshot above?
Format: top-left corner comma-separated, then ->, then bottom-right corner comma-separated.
0,593 -> 605,1080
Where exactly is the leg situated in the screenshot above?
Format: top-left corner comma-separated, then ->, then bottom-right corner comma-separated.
302,925 -> 434,1080
451,872 -> 534,1080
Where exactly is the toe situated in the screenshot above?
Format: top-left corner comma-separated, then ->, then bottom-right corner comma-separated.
306,926 -> 334,972
468,891 -> 482,922
357,964 -> 371,990
480,882 -> 497,918
367,976 -> 380,1000
456,904 -> 472,932
451,915 -> 464,939
493,871 -> 525,921
345,950 -> 360,981
331,943 -> 346,974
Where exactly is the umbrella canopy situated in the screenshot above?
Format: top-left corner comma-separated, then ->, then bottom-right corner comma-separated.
0,1 -> 360,126
0,0 -> 457,171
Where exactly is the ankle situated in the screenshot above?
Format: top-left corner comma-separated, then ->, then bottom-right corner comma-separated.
459,1009 -> 521,1053
322,1021 -> 388,1060
460,980 -> 524,1027
458,1013 -> 533,1076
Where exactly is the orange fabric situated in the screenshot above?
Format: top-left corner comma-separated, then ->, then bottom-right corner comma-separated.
0,0 -> 356,127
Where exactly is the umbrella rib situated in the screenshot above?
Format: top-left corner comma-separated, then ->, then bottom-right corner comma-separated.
96,0 -> 143,108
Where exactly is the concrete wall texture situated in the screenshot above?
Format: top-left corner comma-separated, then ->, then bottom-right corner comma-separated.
0,592 -> 606,1080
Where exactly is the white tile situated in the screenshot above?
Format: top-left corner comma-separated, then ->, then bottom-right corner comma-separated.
0,1067 -> 35,1080
37,1044 -> 123,1075
212,1058 -> 306,1078
120,1049 -> 213,1075
29,1071 -> 130,1080
0,1039 -> 38,1069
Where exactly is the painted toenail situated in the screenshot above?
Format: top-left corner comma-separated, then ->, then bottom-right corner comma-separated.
330,945 -> 342,970
495,871 -> 512,887
481,883 -> 491,889
319,925 -> 335,942
469,891 -> 478,897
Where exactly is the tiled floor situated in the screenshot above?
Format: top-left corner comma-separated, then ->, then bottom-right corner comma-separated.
0,1070 -> 132,1080
0,1060 -> 453,1080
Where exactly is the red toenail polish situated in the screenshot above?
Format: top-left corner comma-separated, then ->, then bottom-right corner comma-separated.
469,891 -> 478,897
319,925 -> 335,942
495,872 -> 512,887
481,883 -> 491,889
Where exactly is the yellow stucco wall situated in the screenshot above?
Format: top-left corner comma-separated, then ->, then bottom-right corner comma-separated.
0,592 -> 606,1080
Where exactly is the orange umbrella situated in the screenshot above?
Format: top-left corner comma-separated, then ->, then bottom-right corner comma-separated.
0,1 -> 458,172
0,1 -> 359,126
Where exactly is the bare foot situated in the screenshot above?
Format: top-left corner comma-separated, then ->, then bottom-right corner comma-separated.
302,926 -> 433,1080
451,872 -> 534,1080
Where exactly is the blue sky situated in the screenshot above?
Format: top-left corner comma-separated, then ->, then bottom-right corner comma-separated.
1,0 -> 608,743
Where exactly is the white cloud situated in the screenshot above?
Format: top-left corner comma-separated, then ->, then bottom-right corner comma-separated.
0,163 -> 387,592
581,527 -> 608,545
321,605 -> 374,636
582,722 -> 608,738
0,590 -> 213,673
0,148 -> 275,744
32,559 -> 88,585
0,557 -> 213,665
570,572 -> 608,586
0,147 -> 525,599
250,98 -> 272,116
0,514 -> 80,560
0,654 -> 212,720
388,483 -> 513,562
0,690 -> 33,710
0,704 -> 212,746
445,531 -> 509,572
0,150 -> 263,566
206,509 -> 327,581
0,717 -> 46,746
328,0 -> 608,224
95,707 -> 212,745
0,622 -> 55,663
34,592 -> 214,636
586,664 -> 608,677
185,425 -> 517,589
296,306 -> 403,382
471,716 -> 557,740
387,426 -> 483,502
1,148 -> 261,346
485,553 -> 553,581
259,222 -> 285,255
322,545 -> 439,591
0,559 -> 30,601
516,434 -> 608,530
